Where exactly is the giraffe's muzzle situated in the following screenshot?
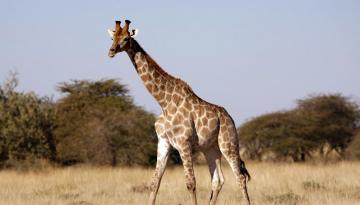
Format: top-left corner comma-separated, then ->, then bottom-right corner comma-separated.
108,51 -> 115,58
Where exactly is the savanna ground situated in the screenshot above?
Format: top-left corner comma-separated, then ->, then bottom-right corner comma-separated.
0,162 -> 359,205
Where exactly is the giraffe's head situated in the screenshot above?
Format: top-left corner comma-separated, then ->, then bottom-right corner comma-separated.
107,20 -> 138,58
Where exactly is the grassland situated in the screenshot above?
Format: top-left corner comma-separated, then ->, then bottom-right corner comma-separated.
0,161 -> 359,205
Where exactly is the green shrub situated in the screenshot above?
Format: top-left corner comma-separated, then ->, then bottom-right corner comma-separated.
0,72 -> 56,168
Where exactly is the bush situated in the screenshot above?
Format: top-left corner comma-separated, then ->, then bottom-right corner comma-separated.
0,72 -> 56,168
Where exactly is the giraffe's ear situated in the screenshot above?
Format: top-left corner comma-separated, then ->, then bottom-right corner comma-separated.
130,29 -> 139,38
107,29 -> 115,39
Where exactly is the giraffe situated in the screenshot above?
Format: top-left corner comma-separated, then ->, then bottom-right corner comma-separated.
107,20 -> 251,205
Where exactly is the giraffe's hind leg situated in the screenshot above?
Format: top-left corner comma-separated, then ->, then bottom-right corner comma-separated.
218,116 -> 251,205
203,145 -> 224,205
224,156 -> 251,205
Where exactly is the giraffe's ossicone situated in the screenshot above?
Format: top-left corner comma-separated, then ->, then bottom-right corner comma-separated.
107,20 -> 251,205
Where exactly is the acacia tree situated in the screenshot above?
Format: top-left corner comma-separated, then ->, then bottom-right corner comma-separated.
239,111 -> 316,161
295,94 -> 360,155
54,79 -> 158,166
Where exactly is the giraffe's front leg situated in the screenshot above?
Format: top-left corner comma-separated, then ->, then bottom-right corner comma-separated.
148,138 -> 171,205
178,142 -> 197,205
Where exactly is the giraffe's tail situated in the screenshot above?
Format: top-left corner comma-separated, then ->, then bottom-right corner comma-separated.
240,159 -> 251,181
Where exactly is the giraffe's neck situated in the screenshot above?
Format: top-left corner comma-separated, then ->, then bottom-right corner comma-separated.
126,39 -> 174,108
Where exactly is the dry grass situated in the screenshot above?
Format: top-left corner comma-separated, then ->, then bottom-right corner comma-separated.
0,162 -> 359,205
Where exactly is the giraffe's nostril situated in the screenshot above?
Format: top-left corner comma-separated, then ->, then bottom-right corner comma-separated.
110,48 -> 115,52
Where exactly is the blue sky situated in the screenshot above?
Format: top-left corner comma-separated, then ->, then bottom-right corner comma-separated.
1,1 -> 359,125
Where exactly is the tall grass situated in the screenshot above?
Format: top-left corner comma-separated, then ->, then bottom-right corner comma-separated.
0,162 -> 359,205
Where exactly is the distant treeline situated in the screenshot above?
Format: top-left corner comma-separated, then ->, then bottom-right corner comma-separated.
0,72 -> 163,169
0,72 -> 359,169
238,94 -> 360,162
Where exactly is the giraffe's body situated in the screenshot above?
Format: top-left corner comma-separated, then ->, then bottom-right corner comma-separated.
108,20 -> 251,205
129,44 -> 227,152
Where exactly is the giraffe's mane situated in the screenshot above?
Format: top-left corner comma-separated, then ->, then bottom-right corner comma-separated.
133,40 -> 176,79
